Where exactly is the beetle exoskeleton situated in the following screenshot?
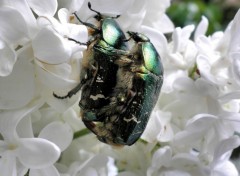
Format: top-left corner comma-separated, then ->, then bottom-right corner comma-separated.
83,31 -> 164,146
54,3 -> 164,147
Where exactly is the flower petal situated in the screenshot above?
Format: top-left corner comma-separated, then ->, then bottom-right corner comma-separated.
17,138 -> 60,169
152,146 -> 172,168
58,8 -> 69,24
195,78 -> 218,98
0,151 -> 17,176
141,111 -> 162,143
0,6 -> 29,45
73,154 -> 117,176
194,16 -> 208,40
0,52 -> 35,109
1,0 -> 37,36
174,130 -> 202,148
172,25 -> 194,53
213,136 -> 240,163
68,0 -> 86,12
174,114 -> 217,145
67,24 -> 88,51
219,91 -> 240,103
32,27 -> 71,64
157,113 -> 174,142
81,168 -> 98,176
154,14 -> 174,33
173,77 -> 198,95
186,114 -> 217,131
0,98 -> 43,141
0,39 -> 17,76
230,52 -> 240,86
38,121 -> 73,151
229,9 -> 240,53
117,1 -> 146,31
35,60 -> 78,90
197,55 -> 218,84
162,70 -> 187,93
213,161 -> 238,176
61,108 -> 83,131
171,153 -> 202,173
29,165 -> 60,176
147,146 -> 172,176
27,0 -> 57,16
17,115 -> 34,138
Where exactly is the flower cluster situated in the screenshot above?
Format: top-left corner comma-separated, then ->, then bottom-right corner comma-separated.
0,0 -> 240,176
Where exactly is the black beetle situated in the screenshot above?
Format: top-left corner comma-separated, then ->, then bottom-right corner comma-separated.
83,31 -> 164,146
54,3 -> 163,146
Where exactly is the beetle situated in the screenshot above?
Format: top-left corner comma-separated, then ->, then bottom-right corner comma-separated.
53,2 -> 128,102
54,2 -> 163,146
53,3 -> 129,123
83,31 -> 164,146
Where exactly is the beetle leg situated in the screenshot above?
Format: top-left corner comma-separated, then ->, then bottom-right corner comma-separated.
68,37 -> 88,46
94,45 -> 130,56
53,54 -> 99,100
130,65 -> 150,74
53,82 -> 83,99
114,56 -> 133,66
119,89 -> 136,112
53,68 -> 94,99
96,88 -> 136,117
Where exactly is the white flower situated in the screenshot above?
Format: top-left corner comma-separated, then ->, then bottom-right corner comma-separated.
147,136 -> 240,176
161,25 -> 198,93
0,98 -> 61,176
228,10 -> 240,88
38,121 -> 73,152
0,38 -> 17,77
1,0 -> 240,176
210,136 -> 240,176
62,154 -> 117,176
173,112 -> 240,153
0,0 -> 88,111
141,110 -> 174,143
0,54 -> 35,109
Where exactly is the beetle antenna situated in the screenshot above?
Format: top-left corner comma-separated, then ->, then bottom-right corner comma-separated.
112,15 -> 121,19
88,2 -> 102,18
88,2 -> 120,20
72,11 -> 100,32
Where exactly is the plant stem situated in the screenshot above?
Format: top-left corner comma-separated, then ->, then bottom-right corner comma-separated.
73,128 -> 91,139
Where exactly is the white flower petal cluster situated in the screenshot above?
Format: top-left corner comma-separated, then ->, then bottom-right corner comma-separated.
0,0 -> 240,176
141,8 -> 240,176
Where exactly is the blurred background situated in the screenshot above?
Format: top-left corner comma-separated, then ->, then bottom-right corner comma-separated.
167,0 -> 240,34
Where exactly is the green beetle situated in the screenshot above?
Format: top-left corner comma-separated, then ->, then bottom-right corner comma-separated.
54,2 -> 128,106
54,2 -> 163,146
84,31 -> 164,146
53,3 -> 129,125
